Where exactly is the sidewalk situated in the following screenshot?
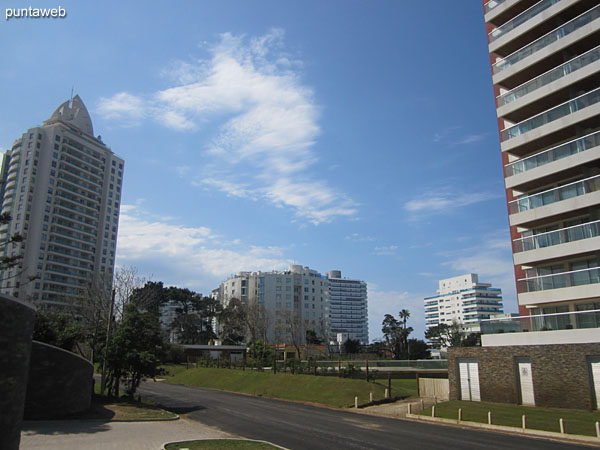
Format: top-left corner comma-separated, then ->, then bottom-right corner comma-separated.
20,417 -> 233,450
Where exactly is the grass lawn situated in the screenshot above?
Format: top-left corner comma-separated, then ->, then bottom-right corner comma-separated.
419,400 -> 600,437
86,382 -> 177,421
162,366 -> 416,408
165,439 -> 279,449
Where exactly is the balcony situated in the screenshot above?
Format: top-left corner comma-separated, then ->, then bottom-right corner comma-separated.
489,0 -> 560,44
519,266 -> 599,295
509,173 -> 600,214
480,309 -> 600,346
515,219 -> 600,251
493,5 -> 600,75
505,130 -> 600,182
501,87 -> 600,142
498,46 -> 600,109
485,0 -> 508,14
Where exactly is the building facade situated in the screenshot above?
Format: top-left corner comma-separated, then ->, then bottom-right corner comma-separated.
424,274 -> 504,329
446,0 -> 600,411
486,0 -> 600,319
0,95 -> 123,309
325,270 -> 368,344
215,265 -> 369,345
216,265 -> 330,344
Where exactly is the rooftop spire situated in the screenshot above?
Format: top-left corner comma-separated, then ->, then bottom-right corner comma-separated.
46,94 -> 94,136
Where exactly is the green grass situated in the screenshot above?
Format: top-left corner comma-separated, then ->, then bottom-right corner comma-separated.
91,380 -> 177,420
420,400 -> 600,437
163,366 -> 416,408
165,440 -> 279,449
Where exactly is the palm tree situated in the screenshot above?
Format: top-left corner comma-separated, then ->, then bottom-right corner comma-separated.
399,309 -> 411,359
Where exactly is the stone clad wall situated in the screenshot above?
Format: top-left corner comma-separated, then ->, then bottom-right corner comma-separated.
24,341 -> 93,419
449,343 -> 600,410
0,295 -> 36,450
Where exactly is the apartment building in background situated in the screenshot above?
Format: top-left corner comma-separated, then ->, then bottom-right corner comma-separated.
325,270 -> 368,344
487,0 -> 600,324
0,95 -> 124,309
424,273 -> 504,329
215,265 -> 369,345
216,265 -> 329,344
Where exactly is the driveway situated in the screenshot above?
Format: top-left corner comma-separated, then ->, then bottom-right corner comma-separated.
20,417 -> 233,450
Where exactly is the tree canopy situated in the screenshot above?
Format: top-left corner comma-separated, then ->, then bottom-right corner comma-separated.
105,303 -> 166,397
381,310 -> 413,359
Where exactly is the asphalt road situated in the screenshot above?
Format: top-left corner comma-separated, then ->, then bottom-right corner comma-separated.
137,380 -> 593,450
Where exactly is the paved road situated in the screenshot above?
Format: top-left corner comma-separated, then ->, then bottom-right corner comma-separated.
138,381 -> 593,450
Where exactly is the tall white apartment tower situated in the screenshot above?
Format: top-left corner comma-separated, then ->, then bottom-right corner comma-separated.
325,270 -> 368,344
484,0 -> 600,320
0,95 -> 124,309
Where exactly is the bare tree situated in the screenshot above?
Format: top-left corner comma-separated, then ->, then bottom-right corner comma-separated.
112,266 -> 146,319
73,272 -> 113,362
282,310 -> 305,358
245,301 -> 270,343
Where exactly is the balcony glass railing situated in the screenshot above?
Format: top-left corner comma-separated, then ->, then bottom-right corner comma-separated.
509,174 -> 600,214
485,0 -> 508,14
498,46 -> 600,107
489,0 -> 560,43
479,309 -> 600,334
501,87 -> 600,141
505,131 -> 600,177
493,5 -> 600,74
518,266 -> 600,292
514,220 -> 600,252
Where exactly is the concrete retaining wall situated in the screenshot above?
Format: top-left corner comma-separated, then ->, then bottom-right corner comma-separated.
0,294 -> 36,450
24,341 -> 93,419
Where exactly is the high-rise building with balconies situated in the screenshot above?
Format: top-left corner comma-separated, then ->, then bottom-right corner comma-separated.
425,274 -> 504,329
0,95 -> 124,309
485,0 -> 600,322
325,270 -> 368,344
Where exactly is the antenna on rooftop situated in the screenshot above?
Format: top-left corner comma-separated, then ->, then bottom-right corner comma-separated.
69,86 -> 74,106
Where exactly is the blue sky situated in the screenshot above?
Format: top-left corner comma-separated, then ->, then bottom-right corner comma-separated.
0,0 -> 515,341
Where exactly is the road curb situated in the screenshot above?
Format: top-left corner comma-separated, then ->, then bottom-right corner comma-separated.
162,438 -> 290,450
406,413 -> 600,446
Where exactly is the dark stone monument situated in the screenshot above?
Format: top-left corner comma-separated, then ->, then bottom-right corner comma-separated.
0,294 -> 36,450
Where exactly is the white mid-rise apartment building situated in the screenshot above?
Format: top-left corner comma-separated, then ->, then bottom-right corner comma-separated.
325,270 -> 368,344
216,265 -> 369,344
425,274 -> 504,329
216,265 -> 329,343
0,95 -> 123,309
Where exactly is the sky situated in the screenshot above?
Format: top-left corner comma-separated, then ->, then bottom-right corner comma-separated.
0,0 -> 516,341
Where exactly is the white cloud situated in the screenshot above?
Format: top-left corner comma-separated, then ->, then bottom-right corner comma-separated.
116,203 -> 292,287
373,245 -> 399,256
97,92 -> 145,126
98,29 -> 355,224
404,189 -> 499,214
344,233 -> 375,242
453,133 -> 487,146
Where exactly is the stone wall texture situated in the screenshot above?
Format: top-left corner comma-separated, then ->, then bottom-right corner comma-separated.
24,341 -> 93,419
449,343 -> 600,410
0,295 -> 35,450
